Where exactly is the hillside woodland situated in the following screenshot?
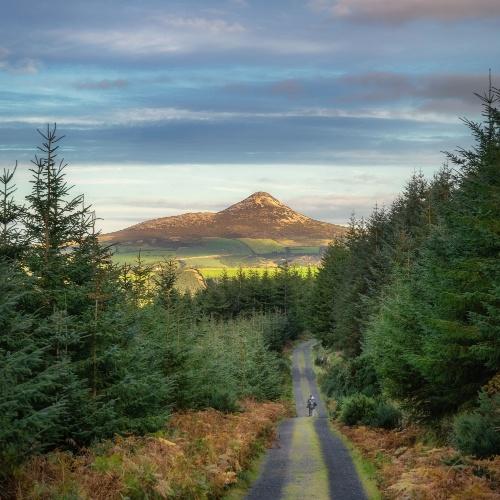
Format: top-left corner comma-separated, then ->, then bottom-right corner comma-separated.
0,85 -> 499,498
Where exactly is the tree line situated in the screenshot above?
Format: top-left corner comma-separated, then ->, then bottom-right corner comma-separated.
311,86 -> 499,457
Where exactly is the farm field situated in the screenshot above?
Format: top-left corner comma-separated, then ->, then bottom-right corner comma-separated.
237,238 -> 285,254
110,237 -> 324,269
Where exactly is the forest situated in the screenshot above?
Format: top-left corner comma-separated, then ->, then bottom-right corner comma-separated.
312,87 -> 500,458
0,125 -> 301,492
0,85 -> 499,496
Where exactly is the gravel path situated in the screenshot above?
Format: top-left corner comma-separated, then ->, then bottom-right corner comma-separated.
246,340 -> 367,500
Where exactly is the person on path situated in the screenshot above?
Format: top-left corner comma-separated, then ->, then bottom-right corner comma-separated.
306,394 -> 317,416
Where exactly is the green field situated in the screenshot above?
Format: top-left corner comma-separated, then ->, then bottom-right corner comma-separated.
112,249 -> 174,265
179,256 -> 226,267
237,238 -> 285,254
176,237 -> 251,256
110,237 -> 323,274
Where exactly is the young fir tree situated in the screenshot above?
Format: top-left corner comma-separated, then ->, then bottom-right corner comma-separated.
367,84 -> 500,417
16,125 -> 173,444
155,258 -> 181,308
0,163 -> 25,260
0,262 -> 67,482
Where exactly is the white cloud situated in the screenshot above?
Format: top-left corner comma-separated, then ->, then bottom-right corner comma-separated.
0,104 -> 464,128
51,14 -> 331,57
154,15 -> 245,34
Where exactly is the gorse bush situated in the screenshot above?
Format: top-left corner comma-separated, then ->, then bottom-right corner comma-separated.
452,393 -> 500,458
372,400 -> 402,429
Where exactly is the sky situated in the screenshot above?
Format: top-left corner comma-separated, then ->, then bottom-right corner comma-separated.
1,0 -> 499,231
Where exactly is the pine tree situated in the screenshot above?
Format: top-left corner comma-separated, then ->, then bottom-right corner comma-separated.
367,83 -> 500,417
310,243 -> 348,346
0,163 -> 25,260
0,262 -> 66,482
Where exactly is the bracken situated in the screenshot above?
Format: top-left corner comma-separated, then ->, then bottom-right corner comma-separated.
337,424 -> 500,499
13,400 -> 289,500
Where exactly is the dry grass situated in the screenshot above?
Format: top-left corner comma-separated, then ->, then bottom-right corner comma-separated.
12,400 -> 289,500
337,424 -> 500,499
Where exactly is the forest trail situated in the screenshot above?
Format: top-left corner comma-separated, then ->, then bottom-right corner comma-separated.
246,340 -> 367,500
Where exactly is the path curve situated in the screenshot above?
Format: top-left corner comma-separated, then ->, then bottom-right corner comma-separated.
246,340 -> 367,500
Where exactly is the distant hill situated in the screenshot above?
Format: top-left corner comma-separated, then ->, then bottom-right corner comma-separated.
102,192 -> 345,246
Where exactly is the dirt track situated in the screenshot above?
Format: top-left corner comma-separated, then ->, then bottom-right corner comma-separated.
246,340 -> 367,500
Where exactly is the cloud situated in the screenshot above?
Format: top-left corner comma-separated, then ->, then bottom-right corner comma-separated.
0,104 -> 465,128
337,72 -> 492,116
75,79 -> 128,90
154,15 -> 245,34
0,48 -> 39,74
53,15 -> 247,57
310,0 -> 500,23
288,193 -> 397,222
98,197 -> 223,211
50,14 -> 331,57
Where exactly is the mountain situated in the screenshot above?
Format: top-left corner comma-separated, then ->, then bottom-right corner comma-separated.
101,192 -> 345,246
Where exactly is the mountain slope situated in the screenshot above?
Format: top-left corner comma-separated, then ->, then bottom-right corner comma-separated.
102,192 -> 344,245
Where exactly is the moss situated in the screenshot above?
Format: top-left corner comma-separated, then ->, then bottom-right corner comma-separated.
283,418 -> 331,500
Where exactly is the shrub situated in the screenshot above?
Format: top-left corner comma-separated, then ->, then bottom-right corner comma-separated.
372,400 -> 402,429
339,394 -> 377,426
339,394 -> 401,428
452,393 -> 500,458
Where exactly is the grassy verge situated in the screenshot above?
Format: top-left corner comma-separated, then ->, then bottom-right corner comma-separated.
222,442 -> 269,500
330,424 -> 382,500
13,401 -> 289,500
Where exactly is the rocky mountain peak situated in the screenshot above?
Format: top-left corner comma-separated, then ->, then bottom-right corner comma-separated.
222,191 -> 287,212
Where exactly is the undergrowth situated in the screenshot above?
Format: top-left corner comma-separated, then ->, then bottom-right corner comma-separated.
12,400 -> 289,500
337,424 -> 500,499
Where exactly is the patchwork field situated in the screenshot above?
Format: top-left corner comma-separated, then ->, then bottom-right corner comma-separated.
110,237 -> 322,292
111,237 -> 323,266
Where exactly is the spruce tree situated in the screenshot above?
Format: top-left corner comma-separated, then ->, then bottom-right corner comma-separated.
0,262 -> 66,482
367,84 -> 500,417
0,163 -> 25,260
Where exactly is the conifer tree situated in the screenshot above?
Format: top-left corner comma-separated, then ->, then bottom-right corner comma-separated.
367,83 -> 500,416
0,262 -> 66,481
0,163 -> 25,259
